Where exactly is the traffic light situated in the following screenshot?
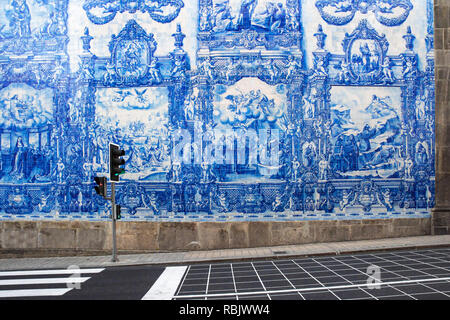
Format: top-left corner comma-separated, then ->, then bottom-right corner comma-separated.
94,176 -> 107,198
110,143 -> 125,182
115,204 -> 122,220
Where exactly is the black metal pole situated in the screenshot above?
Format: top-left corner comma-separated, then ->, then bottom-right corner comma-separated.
111,181 -> 118,262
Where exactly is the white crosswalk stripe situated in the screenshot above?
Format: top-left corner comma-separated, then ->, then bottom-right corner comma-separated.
0,289 -> 73,298
0,277 -> 90,286
142,266 -> 187,300
0,268 -> 104,298
0,268 -> 104,277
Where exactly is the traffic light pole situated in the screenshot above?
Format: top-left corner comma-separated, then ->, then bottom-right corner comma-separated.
111,181 -> 118,262
97,143 -> 125,263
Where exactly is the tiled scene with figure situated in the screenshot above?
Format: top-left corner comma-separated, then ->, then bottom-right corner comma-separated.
0,0 -> 435,222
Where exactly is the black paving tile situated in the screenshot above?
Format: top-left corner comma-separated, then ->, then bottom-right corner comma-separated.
259,275 -> 287,282
269,293 -> 303,300
209,277 -> 234,284
189,266 -> 211,272
407,274 -> 433,280
340,274 -> 368,283
411,292 -> 450,300
420,253 -> 450,258
211,266 -> 231,271
426,262 -> 450,268
315,278 -> 350,287
301,266 -> 329,273
177,284 -> 208,293
378,295 -> 415,300
233,276 -> 261,283
332,288 -> 374,300
377,270 -> 403,279
417,269 -> 449,276
283,273 -> 314,281
256,270 -> 282,276
182,278 -> 208,286
390,284 -> 437,295
331,270 -> 366,277
367,286 -> 406,298
260,280 -> 292,289
276,269 -> 304,275
293,264 -> 323,270
391,270 -> 430,278
273,266 -> 301,272
326,266 -> 362,272
421,281 -> 450,292
235,282 -> 265,291
207,284 -> 236,293
233,271 -> 258,277
380,265 -> 410,272
207,295 -> 237,300
177,289 -> 208,295
333,259 -> 362,265
290,279 -> 322,289
184,273 -> 209,280
231,264 -> 254,270
239,294 -> 270,300
301,291 -> 339,300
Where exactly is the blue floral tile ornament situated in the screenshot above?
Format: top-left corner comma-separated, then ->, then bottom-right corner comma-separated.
0,0 -> 435,222
315,0 -> 413,26
83,0 -> 184,25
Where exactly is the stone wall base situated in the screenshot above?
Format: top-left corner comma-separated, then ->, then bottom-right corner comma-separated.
432,208 -> 450,235
0,218 -> 431,251
0,218 -> 431,252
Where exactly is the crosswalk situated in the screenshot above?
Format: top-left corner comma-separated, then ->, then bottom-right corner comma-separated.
142,266 -> 187,300
0,267 -> 104,298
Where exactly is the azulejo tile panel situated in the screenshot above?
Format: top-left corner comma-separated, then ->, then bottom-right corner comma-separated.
0,0 -> 435,222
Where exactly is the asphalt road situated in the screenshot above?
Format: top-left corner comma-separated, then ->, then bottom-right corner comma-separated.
0,247 -> 449,300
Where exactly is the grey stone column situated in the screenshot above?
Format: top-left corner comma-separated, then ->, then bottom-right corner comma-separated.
433,0 -> 450,234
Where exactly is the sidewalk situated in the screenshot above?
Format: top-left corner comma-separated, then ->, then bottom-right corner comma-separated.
0,235 -> 449,271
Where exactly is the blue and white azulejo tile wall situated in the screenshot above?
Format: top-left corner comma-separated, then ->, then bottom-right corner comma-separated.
0,0 -> 435,222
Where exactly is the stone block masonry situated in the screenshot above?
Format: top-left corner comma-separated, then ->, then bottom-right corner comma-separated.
433,0 -> 450,234
0,219 -> 431,252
